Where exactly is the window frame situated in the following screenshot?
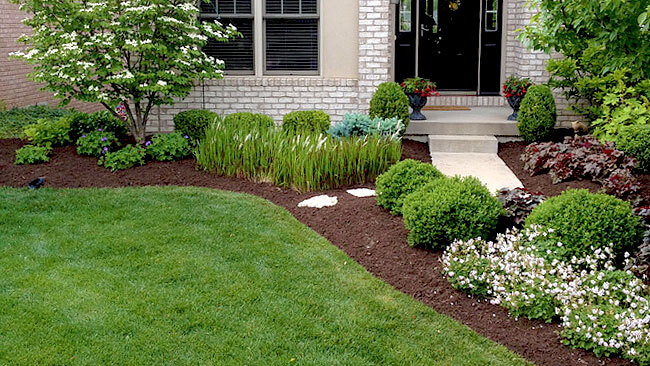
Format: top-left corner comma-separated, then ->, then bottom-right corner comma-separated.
199,0 -> 256,75
262,0 -> 321,76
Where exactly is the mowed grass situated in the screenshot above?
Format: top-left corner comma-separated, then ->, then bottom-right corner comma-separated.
0,187 -> 528,365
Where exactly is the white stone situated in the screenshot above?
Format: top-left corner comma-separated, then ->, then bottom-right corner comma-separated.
346,188 -> 376,198
297,195 -> 338,208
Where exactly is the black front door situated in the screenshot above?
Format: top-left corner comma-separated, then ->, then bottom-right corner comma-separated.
395,0 -> 502,94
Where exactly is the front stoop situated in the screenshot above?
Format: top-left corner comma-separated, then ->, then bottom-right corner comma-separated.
405,107 -> 518,137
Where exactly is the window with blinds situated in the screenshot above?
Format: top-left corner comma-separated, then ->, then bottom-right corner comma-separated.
264,0 -> 319,74
200,0 -> 254,74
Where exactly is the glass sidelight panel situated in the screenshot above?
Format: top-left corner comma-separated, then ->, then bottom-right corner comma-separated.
424,0 -> 438,33
485,0 -> 498,32
399,0 -> 412,32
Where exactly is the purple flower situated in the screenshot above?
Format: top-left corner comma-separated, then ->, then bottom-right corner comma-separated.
102,147 -> 108,154
145,141 -> 152,146
101,137 -> 107,141
184,135 -> 189,139
81,134 -> 86,138
97,128 -> 102,132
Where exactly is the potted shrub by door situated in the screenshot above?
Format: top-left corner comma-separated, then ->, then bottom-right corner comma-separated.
503,76 -> 532,121
401,77 -> 439,120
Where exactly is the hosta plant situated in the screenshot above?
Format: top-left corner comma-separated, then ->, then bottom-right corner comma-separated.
521,135 -> 639,198
443,226 -> 650,364
76,129 -> 118,157
497,187 -> 545,227
629,206 -> 650,282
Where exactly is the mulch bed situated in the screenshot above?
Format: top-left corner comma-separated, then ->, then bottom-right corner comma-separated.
0,138 -> 631,366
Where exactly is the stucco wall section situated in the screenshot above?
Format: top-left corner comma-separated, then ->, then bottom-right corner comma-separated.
0,0 -> 99,112
322,0 -> 359,78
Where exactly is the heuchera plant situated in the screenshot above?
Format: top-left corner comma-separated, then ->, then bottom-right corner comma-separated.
502,75 -> 532,98
9,0 -> 239,143
400,77 -> 439,97
521,135 -> 639,198
629,206 -> 650,282
497,187 -> 546,226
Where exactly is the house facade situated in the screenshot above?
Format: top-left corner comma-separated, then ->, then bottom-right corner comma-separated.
149,0 -> 575,132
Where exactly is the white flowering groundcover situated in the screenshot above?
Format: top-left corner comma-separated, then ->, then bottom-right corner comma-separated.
442,226 -> 650,364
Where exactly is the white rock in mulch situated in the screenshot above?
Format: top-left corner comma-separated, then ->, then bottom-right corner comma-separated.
297,195 -> 338,208
346,188 -> 376,198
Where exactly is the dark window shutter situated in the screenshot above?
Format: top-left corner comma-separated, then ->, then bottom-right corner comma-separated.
265,19 -> 318,72
203,18 -> 255,73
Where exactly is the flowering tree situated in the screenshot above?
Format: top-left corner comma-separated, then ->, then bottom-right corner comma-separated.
10,0 -> 238,142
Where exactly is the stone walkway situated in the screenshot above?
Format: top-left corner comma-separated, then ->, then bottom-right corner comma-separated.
430,152 -> 523,193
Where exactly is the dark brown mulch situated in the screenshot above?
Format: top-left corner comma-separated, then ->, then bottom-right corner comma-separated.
499,141 -> 650,204
0,138 -> 630,366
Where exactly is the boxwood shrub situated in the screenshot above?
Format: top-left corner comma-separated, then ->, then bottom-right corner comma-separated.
224,112 -> 274,131
369,82 -> 410,128
616,125 -> 650,173
517,85 -> 557,142
282,110 -> 330,134
402,176 -> 504,250
375,159 -> 444,215
525,189 -> 643,262
173,110 -> 219,143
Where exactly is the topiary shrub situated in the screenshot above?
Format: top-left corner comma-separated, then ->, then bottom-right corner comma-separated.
282,110 -> 330,135
517,85 -> 557,142
173,110 -> 219,143
369,82 -> 410,128
525,189 -> 643,262
402,176 -> 505,250
224,112 -> 275,131
617,125 -> 650,173
68,111 -> 129,141
375,159 -> 444,215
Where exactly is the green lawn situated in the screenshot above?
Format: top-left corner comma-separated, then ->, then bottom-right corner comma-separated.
0,187 -> 528,365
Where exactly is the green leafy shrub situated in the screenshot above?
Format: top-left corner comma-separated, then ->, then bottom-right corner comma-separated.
224,112 -> 275,131
68,111 -> 129,141
0,105 -> 70,139
375,159 -> 444,215
369,82 -> 410,128
14,145 -> 51,165
173,110 -> 219,143
591,76 -> 650,141
328,113 -> 405,138
99,145 -> 145,171
76,130 -> 119,157
616,125 -> 650,173
23,117 -> 71,148
517,85 -> 557,142
282,110 -> 330,135
145,133 -> 192,161
402,176 -> 504,249
525,189 -> 643,262
195,120 -> 401,192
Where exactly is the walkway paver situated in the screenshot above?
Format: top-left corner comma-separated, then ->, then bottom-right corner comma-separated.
430,152 -> 523,193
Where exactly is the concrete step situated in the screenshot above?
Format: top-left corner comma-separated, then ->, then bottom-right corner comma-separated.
408,120 -> 518,136
431,153 -> 523,193
429,135 -> 498,154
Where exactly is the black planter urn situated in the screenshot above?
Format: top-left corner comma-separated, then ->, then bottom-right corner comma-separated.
507,95 -> 524,121
407,93 -> 428,120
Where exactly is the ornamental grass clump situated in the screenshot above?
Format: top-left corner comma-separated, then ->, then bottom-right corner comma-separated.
195,119 -> 402,192
442,226 -> 650,364
375,159 -> 444,215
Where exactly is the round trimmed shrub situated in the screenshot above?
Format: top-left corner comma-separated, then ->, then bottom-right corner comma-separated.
369,82 -> 410,128
224,112 -> 275,131
375,159 -> 444,215
616,125 -> 650,173
173,110 -> 219,143
282,110 -> 330,134
402,176 -> 504,250
525,189 -> 643,261
517,85 -> 557,142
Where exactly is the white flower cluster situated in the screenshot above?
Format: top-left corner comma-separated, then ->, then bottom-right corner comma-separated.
442,227 -> 650,363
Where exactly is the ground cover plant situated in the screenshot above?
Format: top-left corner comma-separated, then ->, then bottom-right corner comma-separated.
497,187 -> 546,227
328,113 -> 405,139
145,132 -> 191,161
0,186 -> 528,365
22,117 -> 72,148
521,135 -> 640,198
196,119 -> 401,192
443,226 -> 650,364
0,105 -> 70,139
68,111 -> 129,141
99,144 -> 145,171
13,145 -> 50,165
76,129 -> 119,157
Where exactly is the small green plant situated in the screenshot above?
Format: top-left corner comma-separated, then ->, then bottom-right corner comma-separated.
99,145 -> 145,172
375,159 -> 444,215
282,110 -> 331,135
173,110 -> 219,144
517,85 -> 557,142
145,133 -> 192,161
402,176 -> 505,249
616,125 -> 650,173
22,116 -> 71,148
0,105 -> 70,139
224,112 -> 275,131
328,113 -> 405,138
68,111 -> 129,141
76,130 -> 119,157
525,189 -> 643,262
369,82 -> 410,128
14,145 -> 51,165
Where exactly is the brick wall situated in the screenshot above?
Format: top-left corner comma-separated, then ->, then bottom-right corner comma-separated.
0,0 -> 99,112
